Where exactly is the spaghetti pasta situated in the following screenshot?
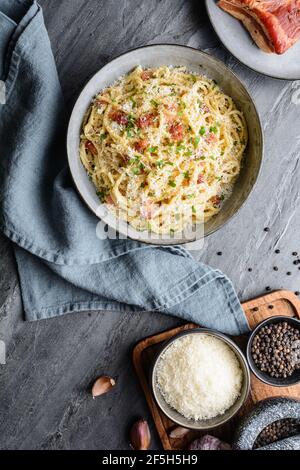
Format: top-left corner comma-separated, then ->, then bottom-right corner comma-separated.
80,66 -> 247,234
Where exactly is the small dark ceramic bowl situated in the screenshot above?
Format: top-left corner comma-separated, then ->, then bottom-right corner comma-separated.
247,316 -> 300,387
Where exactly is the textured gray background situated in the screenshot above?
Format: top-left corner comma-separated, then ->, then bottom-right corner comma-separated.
0,0 -> 300,450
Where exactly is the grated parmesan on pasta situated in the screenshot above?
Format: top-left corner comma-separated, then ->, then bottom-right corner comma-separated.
156,334 -> 243,421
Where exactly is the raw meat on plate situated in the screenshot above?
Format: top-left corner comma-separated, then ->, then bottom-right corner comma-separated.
218,0 -> 300,54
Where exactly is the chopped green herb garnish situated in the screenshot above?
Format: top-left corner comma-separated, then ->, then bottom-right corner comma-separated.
187,194 -> 195,199
156,160 -> 174,168
127,115 -> 136,127
168,179 -> 177,188
192,205 -> 196,214
129,155 -> 141,165
99,133 -> 107,141
194,136 -> 200,148
132,168 -> 141,175
183,171 -> 190,180
150,99 -> 159,108
184,150 -> 193,157
130,97 -> 137,108
199,126 -> 206,136
126,115 -> 136,137
148,146 -> 158,154
210,126 -> 218,134
96,190 -> 107,202
176,144 -> 185,153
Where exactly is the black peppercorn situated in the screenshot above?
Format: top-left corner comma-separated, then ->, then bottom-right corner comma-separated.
292,252 -> 298,256
254,419 -> 300,449
287,272 -> 292,276
264,227 -> 270,232
275,249 -> 280,254
217,251 -> 222,256
266,286 -> 271,291
251,321 -> 300,379
273,266 -> 278,271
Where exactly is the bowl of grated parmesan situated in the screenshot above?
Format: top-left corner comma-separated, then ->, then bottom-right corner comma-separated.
151,329 -> 250,430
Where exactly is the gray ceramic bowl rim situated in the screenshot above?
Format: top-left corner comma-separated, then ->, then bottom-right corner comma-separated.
151,328 -> 251,430
247,316 -> 300,387
67,43 -> 264,244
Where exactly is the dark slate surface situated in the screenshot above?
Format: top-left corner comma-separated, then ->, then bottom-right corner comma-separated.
0,0 -> 300,450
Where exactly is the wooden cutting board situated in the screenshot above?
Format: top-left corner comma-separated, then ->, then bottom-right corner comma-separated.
132,290 -> 300,450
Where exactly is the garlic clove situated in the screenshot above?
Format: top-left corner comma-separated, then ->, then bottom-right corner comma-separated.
188,435 -> 231,450
130,419 -> 151,450
92,376 -> 116,398
169,426 -> 190,439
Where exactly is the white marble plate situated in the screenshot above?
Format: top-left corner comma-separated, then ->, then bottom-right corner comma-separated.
206,0 -> 300,80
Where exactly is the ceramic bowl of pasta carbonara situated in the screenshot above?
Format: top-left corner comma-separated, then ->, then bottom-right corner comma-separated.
67,45 -> 263,244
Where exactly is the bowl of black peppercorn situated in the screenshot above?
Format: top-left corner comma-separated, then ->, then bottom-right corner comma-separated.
247,316 -> 300,387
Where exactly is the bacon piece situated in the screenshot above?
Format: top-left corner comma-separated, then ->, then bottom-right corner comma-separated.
164,102 -> 178,113
197,174 -> 204,184
211,195 -> 222,207
110,110 -> 128,126
106,195 -> 115,206
218,0 -> 300,54
169,122 -> 184,141
95,99 -> 107,108
85,141 -> 98,156
136,113 -> 156,129
134,139 -> 149,153
141,70 -> 153,81
140,201 -> 155,220
206,133 -> 217,144
121,154 -> 130,165
201,105 -> 210,114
